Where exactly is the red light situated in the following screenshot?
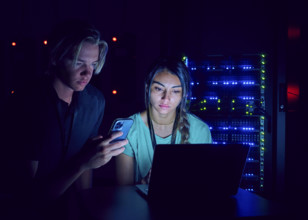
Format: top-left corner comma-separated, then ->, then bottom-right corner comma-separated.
287,83 -> 300,112
287,83 -> 299,103
12,42 -> 16,46
112,90 -> 117,95
288,26 -> 301,39
11,90 -> 15,94
112,37 -> 117,42
43,40 -> 48,45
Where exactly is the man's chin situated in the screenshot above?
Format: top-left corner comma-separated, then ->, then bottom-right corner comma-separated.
74,85 -> 87,91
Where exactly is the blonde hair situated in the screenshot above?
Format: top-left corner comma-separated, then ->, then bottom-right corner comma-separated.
48,20 -> 108,75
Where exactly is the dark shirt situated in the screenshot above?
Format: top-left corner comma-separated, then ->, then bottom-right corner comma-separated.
3,76 -> 105,180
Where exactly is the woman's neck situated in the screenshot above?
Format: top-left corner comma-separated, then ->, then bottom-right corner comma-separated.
141,110 -> 176,138
151,110 -> 175,126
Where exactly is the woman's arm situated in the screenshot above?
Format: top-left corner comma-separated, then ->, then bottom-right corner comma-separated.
115,153 -> 135,185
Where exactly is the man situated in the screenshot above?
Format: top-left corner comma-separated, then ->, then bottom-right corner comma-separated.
1,20 -> 126,218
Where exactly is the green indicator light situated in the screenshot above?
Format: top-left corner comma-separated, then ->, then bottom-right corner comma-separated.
261,70 -> 265,73
218,99 -> 221,103
261,54 -> 265,58
218,107 -> 221,110
246,111 -> 249,115
261,61 -> 265,65
261,85 -> 265,89
232,107 -> 235,111
262,77 -> 265,80
232,99 -> 235,103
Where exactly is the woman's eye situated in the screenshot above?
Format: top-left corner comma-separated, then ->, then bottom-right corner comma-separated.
173,90 -> 181,94
154,87 -> 162,92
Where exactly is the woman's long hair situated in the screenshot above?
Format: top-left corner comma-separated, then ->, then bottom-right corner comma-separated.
144,57 -> 192,148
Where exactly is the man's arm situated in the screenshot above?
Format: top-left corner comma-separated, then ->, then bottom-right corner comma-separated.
76,169 -> 93,190
28,132 -> 127,200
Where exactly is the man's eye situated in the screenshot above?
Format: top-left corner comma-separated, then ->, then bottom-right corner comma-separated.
173,90 -> 181,94
75,62 -> 83,66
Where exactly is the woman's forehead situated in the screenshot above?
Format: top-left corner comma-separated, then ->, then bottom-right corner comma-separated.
153,70 -> 181,85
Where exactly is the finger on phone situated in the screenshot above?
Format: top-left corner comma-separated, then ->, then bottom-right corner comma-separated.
110,131 -> 123,138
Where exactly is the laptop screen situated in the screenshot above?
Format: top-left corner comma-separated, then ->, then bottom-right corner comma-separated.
147,144 -> 249,200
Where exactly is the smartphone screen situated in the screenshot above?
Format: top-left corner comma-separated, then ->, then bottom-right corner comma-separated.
109,118 -> 134,143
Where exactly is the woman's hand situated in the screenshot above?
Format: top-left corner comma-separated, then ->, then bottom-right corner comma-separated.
141,169 -> 152,184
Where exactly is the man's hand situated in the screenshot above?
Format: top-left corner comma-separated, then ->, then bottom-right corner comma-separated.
78,132 -> 128,171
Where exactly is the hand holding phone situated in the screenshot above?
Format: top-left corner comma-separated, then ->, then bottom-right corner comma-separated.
109,118 -> 134,143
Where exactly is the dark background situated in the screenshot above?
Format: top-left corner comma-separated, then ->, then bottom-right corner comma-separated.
0,0 -> 307,202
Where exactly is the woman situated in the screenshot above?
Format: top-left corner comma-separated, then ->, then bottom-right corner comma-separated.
115,57 -> 212,185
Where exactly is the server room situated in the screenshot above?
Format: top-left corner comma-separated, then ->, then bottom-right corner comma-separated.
0,0 -> 307,219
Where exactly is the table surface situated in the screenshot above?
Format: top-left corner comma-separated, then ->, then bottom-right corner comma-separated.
72,186 -> 287,220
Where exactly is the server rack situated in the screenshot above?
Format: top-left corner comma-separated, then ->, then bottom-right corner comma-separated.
185,54 -> 267,193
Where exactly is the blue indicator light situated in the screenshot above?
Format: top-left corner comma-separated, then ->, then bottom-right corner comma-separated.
242,96 -> 255,100
209,96 -> 218,100
243,81 -> 255,85
243,142 -> 255,146
242,127 -> 255,131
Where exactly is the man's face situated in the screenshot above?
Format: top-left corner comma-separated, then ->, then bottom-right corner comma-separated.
60,42 -> 99,92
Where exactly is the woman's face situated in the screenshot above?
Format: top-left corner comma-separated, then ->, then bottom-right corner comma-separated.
150,70 -> 183,116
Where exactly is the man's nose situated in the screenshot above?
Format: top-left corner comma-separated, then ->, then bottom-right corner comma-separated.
82,65 -> 94,76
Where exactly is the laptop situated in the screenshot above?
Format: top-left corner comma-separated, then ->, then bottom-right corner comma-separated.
136,143 -> 249,202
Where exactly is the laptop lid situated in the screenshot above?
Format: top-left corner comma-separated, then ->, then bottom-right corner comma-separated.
147,144 -> 249,201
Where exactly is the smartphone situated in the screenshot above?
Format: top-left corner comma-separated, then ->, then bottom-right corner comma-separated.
109,118 -> 134,143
